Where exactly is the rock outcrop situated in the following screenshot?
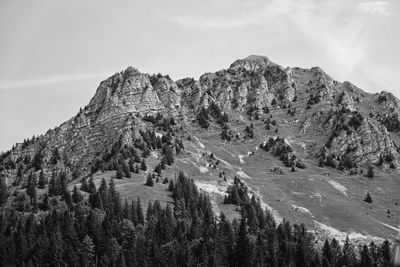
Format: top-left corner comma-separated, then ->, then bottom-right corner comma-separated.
1,55 -> 400,186
260,137 -> 306,169
322,111 -> 399,168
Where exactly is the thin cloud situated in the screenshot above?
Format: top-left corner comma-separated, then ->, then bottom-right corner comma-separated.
170,15 -> 258,29
169,0 -> 314,29
0,72 -> 113,89
357,1 -> 389,15
169,0 -> 376,85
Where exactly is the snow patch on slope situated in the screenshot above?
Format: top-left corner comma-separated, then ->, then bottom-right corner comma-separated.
250,187 -> 283,224
195,181 -> 228,214
237,170 -> 251,178
286,137 -> 306,149
313,220 -> 385,245
328,181 -> 348,196
195,181 -> 227,196
193,136 -> 205,149
198,166 -> 208,173
291,205 -> 313,216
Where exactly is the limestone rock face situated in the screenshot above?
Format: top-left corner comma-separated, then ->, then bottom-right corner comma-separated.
337,92 -> 356,111
88,67 -> 165,118
150,75 -> 183,118
374,91 -> 400,132
177,78 -> 203,112
2,55 -> 400,186
323,112 -> 399,166
9,67 -> 169,172
230,55 -> 277,71
260,137 -> 306,169
179,59 -> 297,116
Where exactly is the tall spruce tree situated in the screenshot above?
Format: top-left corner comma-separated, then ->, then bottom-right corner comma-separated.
38,169 -> 47,189
141,159 -> 147,171
145,173 -> 154,187
0,175 -> 9,207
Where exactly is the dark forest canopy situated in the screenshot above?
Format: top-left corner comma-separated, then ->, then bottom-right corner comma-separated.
0,171 -> 394,267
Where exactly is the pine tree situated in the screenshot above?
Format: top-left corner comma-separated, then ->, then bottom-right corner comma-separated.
360,244 -> 372,267
26,172 -> 36,198
133,149 -> 141,163
122,161 -> 131,178
322,239 -> 332,264
116,167 -> 123,179
88,176 -> 97,194
108,178 -> 117,201
160,157 -> 166,169
63,187 -> 73,207
235,218 -> 250,266
42,193 -> 50,210
72,186 -> 82,203
109,178 -> 121,217
136,197 -> 145,225
154,164 -> 162,176
342,236 -> 357,267
145,173 -> 154,187
59,172 -> 73,206
367,166 -> 374,178
378,240 -> 391,266
51,148 -> 60,165
369,241 -> 379,266
95,191 -> 104,210
31,191 -> 38,212
32,150 -> 43,171
79,235 -> 95,267
0,175 -> 9,206
135,164 -> 140,173
49,172 -> 61,196
109,237 -> 122,265
330,238 -> 342,266
168,180 -> 174,191
80,178 -> 89,192
129,159 -> 135,172
38,169 -> 47,189
163,145 -> 174,165
197,107 -> 209,129
364,192 -> 373,203
142,146 -> 151,158
122,199 -> 130,220
141,159 -> 147,171
17,164 -> 23,179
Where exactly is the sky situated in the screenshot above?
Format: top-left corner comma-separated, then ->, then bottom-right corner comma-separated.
0,0 -> 399,151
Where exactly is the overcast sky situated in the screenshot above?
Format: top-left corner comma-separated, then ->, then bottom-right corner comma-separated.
0,0 -> 399,151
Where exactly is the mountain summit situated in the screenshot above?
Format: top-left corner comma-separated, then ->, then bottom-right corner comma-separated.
1,55 -> 399,241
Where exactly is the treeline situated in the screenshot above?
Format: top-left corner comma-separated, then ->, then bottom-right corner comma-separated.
90,129 -> 183,178
260,137 -> 306,169
197,102 -> 229,129
0,113 -> 184,188
0,171 -> 394,266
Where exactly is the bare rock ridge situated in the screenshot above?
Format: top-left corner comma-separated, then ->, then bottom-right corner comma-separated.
1,55 -> 400,185
229,55 -> 277,70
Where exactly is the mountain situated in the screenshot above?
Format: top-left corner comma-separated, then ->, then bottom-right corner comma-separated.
1,55 -> 399,243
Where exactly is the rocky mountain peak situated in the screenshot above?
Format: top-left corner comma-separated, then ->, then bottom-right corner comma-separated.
1,55 -> 400,247
87,67 -> 164,120
1,54 -> 400,189
229,55 -> 277,71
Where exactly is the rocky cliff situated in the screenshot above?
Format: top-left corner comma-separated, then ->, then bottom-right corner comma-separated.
1,55 -> 400,186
